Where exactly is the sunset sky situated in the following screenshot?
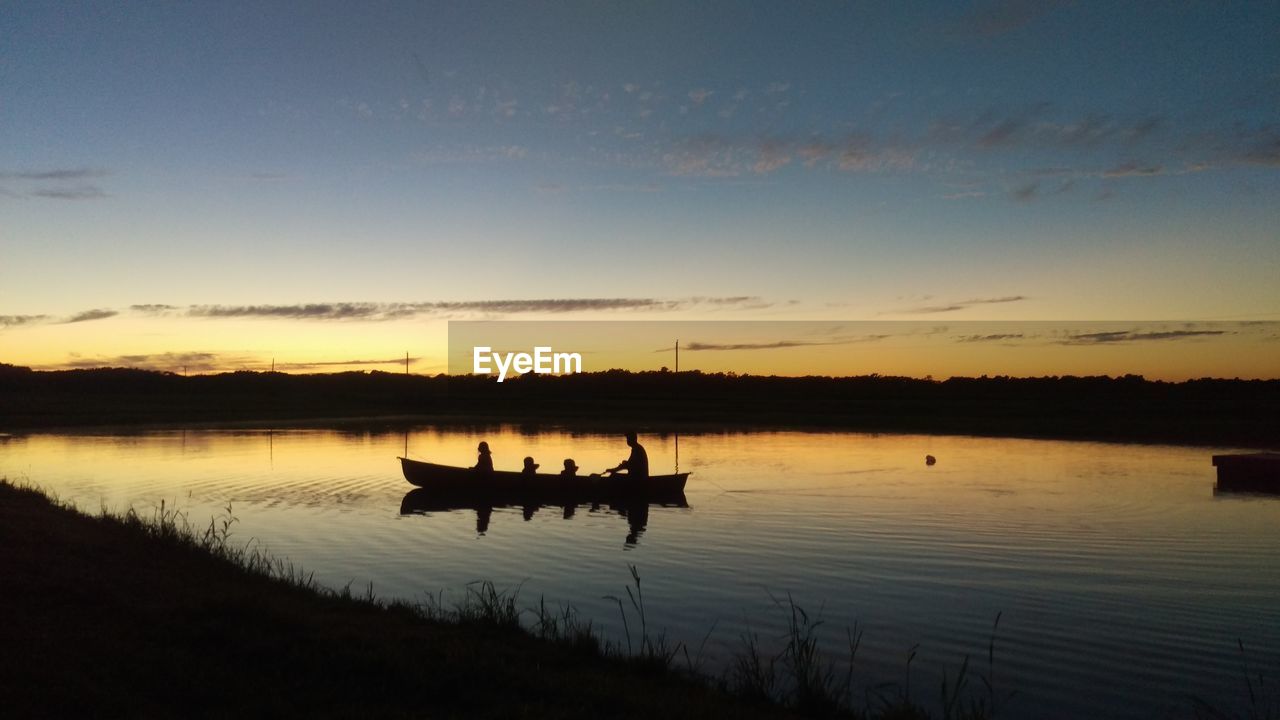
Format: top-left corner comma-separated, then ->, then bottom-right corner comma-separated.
3,2 -> 1278,377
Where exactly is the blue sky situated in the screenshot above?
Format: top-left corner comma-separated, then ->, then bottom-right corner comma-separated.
2,1 -> 1278,373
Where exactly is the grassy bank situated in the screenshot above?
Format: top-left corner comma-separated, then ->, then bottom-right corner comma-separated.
0,479 -> 794,719
3,478 -> 1030,718
3,479 -> 1006,719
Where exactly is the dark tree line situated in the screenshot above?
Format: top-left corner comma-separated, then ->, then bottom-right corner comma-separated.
1,363 -> 1275,445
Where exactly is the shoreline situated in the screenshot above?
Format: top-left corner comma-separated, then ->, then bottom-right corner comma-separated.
0,479 -> 793,719
3,477 -> 1054,719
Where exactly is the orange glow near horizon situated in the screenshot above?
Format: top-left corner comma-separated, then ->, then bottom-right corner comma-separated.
4,317 -> 1277,381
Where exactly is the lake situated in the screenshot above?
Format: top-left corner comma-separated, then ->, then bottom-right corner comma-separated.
2,425 -> 1276,718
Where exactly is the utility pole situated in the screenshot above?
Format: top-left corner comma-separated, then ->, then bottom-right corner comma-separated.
405,351 -> 410,375
675,339 -> 679,373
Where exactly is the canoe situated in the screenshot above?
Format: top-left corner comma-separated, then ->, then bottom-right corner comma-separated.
397,457 -> 690,499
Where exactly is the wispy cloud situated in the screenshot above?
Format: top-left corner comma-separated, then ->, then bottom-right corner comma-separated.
837,135 -> 917,173
130,304 -> 180,315
592,182 -> 664,193
660,333 -> 892,353
50,351 -> 244,372
429,298 -> 678,314
978,117 -> 1028,148
1240,129 -> 1280,166
1011,182 -> 1039,202
29,185 -> 109,200
1027,113 -> 1147,149
662,134 -> 917,178
687,296 -> 762,306
1045,114 -> 1116,147
187,302 -> 416,321
1103,162 -> 1163,178
5,309 -> 121,327
62,309 -> 119,324
753,141 -> 792,174
43,351 -> 426,373
1057,329 -> 1230,345
662,136 -> 744,177
1050,179 -> 1075,195
412,145 -> 528,165
0,314 -> 50,328
955,333 -> 1025,343
1,168 -> 111,201
680,340 -> 832,351
687,88 -> 713,106
796,142 -> 835,167
182,297 -> 768,321
930,107 -> 1179,177
1,168 -> 107,181
275,357 -> 421,370
891,296 -> 1027,315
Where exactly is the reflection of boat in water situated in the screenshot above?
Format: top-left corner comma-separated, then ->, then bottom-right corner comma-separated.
397,457 -> 689,497
398,487 -> 688,544
398,487 -> 689,515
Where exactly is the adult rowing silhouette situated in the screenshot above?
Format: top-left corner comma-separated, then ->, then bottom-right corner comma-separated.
604,431 -> 649,482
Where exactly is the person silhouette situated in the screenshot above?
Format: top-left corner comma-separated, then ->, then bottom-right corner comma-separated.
560,458 -> 579,476
472,441 -> 494,473
606,431 -> 649,481
521,456 -> 539,477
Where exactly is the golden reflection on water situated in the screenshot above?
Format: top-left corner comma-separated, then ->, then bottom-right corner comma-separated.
3,426 -> 1274,564
1,426 -> 1273,556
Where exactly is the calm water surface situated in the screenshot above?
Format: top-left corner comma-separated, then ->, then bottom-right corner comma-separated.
3,426 -> 1277,718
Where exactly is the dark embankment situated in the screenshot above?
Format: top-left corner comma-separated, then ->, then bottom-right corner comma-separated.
0,480 -> 788,719
1,363 -> 1277,446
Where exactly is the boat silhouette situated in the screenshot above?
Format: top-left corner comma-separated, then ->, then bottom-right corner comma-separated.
397,457 -> 689,500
